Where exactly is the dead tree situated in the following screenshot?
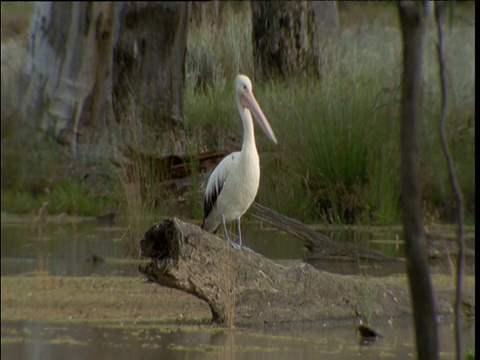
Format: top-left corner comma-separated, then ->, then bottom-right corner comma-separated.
18,2 -> 191,153
138,218 -> 472,327
398,3 -> 438,359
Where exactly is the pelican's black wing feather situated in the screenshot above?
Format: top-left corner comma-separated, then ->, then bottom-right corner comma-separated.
202,176 -> 224,228
201,153 -> 238,229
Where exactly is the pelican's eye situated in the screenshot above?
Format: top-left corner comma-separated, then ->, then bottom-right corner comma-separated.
243,84 -> 247,90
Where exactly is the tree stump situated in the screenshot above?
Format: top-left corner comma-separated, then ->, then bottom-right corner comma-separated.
139,218 -> 474,327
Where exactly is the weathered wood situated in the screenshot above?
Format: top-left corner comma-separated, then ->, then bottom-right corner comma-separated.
138,218 -> 473,327
19,3 -> 118,151
249,202 -> 401,262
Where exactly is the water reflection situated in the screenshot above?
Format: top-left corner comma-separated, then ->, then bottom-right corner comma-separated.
1,317 -> 475,360
1,220 -> 476,359
1,222 -> 136,277
1,220 -> 475,277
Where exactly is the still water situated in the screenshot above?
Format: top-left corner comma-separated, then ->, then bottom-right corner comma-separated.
1,317 -> 475,360
1,218 -> 475,359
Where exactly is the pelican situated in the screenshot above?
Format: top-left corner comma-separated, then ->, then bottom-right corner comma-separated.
201,74 -> 277,248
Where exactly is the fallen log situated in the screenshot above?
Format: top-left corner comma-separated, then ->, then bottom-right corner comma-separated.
139,218 -> 474,327
112,144 -> 240,181
249,202 -> 401,262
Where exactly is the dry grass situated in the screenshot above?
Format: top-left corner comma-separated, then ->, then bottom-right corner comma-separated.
222,248 -> 236,329
2,273 -> 475,324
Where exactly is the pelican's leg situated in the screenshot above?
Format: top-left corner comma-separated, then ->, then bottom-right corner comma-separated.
236,217 -> 252,252
221,214 -> 230,242
236,218 -> 243,246
222,214 -> 241,250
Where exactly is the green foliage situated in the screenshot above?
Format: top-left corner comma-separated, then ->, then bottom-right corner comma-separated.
185,13 -> 407,224
1,110 -> 115,217
464,348 -> 475,360
1,2 -> 474,228
1,171 -> 113,217
252,72 -> 402,224
48,179 -> 112,216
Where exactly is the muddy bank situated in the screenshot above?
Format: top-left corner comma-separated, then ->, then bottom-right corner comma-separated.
1,276 -> 211,324
1,274 -> 474,325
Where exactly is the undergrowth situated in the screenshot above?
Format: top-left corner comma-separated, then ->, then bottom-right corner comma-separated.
0,2 -> 475,228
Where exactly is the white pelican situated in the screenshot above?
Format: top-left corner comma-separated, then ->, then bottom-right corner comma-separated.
201,74 -> 277,247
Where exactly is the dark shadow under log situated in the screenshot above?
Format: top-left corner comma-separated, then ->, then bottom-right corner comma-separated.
139,218 -> 474,327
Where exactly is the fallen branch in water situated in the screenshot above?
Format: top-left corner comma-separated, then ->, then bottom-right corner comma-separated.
249,202 -> 401,262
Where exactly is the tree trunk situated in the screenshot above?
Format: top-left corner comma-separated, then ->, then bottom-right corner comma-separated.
251,1 -> 320,82
138,218 -> 473,327
19,3 -> 117,151
18,2 -> 190,154
113,2 -> 191,132
398,3 -> 438,360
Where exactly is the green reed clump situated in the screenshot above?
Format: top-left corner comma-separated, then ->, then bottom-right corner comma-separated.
184,83 -> 238,149
254,72 -> 402,224
251,25 -> 403,224
184,2 -> 255,153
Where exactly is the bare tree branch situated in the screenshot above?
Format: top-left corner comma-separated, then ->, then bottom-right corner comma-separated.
434,3 -> 465,360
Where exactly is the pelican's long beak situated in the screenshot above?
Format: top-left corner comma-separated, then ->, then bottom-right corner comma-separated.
241,91 -> 278,144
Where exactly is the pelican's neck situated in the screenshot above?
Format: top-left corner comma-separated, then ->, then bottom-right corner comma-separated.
238,104 -> 257,154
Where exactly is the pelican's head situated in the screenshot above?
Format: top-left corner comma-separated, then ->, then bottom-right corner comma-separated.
235,74 -> 277,144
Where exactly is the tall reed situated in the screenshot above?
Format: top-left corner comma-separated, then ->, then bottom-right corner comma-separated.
115,87 -> 171,258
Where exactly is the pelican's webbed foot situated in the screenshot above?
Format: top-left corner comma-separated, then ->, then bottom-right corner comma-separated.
229,240 -> 242,250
